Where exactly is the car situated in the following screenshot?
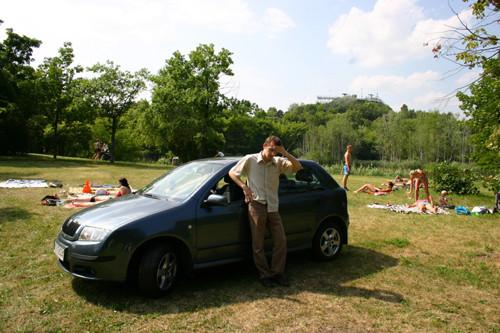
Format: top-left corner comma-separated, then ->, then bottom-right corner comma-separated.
54,158 -> 349,297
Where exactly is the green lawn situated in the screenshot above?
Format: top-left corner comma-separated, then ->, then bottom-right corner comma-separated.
0,154 -> 498,332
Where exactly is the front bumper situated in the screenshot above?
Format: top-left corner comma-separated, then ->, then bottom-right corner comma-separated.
54,236 -> 127,282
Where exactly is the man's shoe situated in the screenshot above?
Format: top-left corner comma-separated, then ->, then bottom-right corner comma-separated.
344,187 -> 349,191
261,277 -> 275,288
273,274 -> 290,287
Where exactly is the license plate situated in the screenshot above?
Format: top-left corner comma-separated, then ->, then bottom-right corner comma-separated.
54,241 -> 66,261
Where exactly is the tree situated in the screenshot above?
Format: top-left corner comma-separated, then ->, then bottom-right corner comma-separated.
35,42 -> 83,158
76,61 -> 148,163
151,44 -> 233,161
457,57 -> 500,168
0,21 -> 41,154
429,1 -> 499,169
428,0 -> 499,74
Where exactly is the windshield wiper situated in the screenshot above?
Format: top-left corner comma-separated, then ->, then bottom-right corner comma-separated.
142,193 -> 166,200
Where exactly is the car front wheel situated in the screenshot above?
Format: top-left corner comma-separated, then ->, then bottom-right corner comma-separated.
313,221 -> 343,261
138,242 -> 179,298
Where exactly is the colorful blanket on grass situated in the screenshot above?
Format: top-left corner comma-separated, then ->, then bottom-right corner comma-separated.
69,186 -> 120,195
0,179 -> 49,188
367,204 -> 450,214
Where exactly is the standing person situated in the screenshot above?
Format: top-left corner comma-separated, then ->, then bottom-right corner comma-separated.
342,145 -> 353,191
408,169 -> 430,201
101,141 -> 109,160
229,135 -> 302,288
92,139 -> 101,160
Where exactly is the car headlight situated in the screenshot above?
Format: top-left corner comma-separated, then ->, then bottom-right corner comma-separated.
78,226 -> 111,241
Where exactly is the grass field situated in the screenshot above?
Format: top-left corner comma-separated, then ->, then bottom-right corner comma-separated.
0,154 -> 498,332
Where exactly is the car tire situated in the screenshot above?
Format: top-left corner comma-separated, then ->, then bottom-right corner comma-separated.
313,221 -> 343,261
138,242 -> 179,298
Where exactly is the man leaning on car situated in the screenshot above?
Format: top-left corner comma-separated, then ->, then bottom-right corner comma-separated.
229,135 -> 302,288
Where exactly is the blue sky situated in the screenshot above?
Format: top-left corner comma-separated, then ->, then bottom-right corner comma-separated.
1,0 -> 492,114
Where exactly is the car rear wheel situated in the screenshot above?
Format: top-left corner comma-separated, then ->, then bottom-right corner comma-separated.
313,221 -> 343,261
138,242 -> 179,298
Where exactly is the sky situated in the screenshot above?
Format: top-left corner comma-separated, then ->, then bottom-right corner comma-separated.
1,0 -> 495,114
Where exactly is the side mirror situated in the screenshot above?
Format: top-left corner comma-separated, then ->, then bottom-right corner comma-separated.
203,194 -> 228,207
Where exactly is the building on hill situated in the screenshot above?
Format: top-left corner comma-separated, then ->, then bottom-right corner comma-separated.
317,93 -> 384,104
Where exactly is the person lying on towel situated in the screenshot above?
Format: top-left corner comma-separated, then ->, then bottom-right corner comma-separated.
408,196 -> 438,213
66,178 -> 132,207
354,182 -> 394,194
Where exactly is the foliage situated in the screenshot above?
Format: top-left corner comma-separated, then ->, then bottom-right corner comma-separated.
0,21 -> 41,154
428,1 -> 499,171
75,61 -> 148,162
0,23 -> 481,165
295,102 -> 470,165
150,44 -> 233,161
458,0 -> 499,69
426,162 -> 480,195
428,0 -> 499,70
34,42 -> 83,158
458,57 -> 500,169
479,173 -> 500,193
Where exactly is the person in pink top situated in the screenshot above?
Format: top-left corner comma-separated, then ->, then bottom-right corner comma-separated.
408,196 -> 438,213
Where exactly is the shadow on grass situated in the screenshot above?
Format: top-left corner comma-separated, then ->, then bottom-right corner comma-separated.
0,154 -> 170,172
0,207 -> 31,226
71,245 -> 402,314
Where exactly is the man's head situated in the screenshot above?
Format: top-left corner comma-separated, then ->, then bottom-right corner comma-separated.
347,145 -> 352,152
264,136 -> 282,147
262,136 -> 282,161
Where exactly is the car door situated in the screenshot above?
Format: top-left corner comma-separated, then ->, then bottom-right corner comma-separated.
278,165 -> 326,248
195,175 -> 251,265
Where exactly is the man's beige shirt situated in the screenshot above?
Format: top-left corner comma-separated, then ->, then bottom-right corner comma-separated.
230,151 -> 294,212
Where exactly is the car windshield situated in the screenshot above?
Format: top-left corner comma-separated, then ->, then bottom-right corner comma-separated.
141,161 -> 225,201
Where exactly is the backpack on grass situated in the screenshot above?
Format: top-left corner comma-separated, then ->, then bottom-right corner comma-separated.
455,206 -> 470,215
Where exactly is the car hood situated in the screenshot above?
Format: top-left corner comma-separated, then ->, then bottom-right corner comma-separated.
68,194 -> 177,230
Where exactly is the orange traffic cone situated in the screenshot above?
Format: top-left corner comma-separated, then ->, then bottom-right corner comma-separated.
82,180 -> 92,193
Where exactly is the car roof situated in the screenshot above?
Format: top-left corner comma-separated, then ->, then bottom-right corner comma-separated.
194,157 -> 317,165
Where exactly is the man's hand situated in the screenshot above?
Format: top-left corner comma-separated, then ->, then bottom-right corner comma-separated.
276,145 -> 302,171
275,144 -> 287,156
229,170 -> 257,202
242,185 -> 256,203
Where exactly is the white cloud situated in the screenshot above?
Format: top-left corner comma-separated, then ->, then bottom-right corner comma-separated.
455,68 -> 481,86
168,0 -> 258,34
347,70 -> 460,111
263,8 -> 295,35
349,70 -> 442,93
327,0 -> 472,67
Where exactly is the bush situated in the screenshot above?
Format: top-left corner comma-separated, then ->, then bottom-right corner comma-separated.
324,160 -> 414,178
479,174 -> 500,194
157,157 -> 172,165
426,162 -> 479,195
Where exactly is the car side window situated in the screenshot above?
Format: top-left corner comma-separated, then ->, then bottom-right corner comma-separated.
279,167 -> 323,195
213,174 -> 244,203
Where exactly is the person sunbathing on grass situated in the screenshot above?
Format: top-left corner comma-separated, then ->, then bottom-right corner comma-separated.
408,196 -> 438,213
64,193 -> 111,207
65,178 -> 132,207
388,175 -> 409,183
354,182 -> 394,194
